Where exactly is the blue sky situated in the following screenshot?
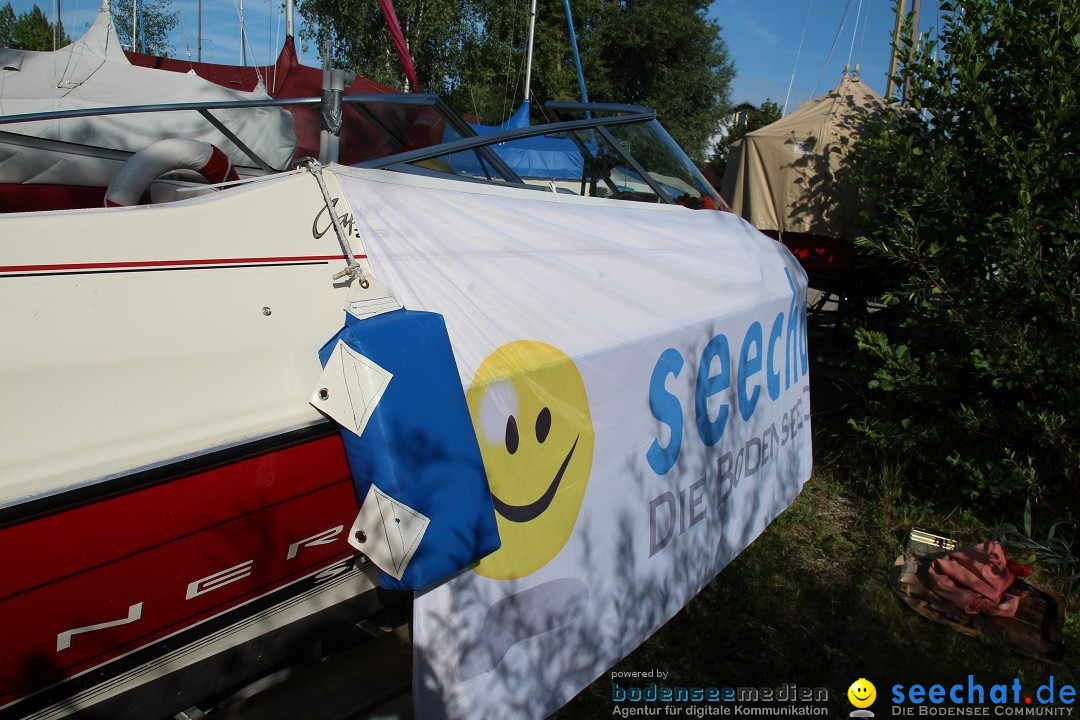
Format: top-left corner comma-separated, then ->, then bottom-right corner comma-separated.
711,0 -> 942,112
8,0 -> 299,66
11,0 -> 941,115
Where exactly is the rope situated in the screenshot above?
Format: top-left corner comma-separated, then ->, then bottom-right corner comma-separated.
231,0 -> 265,88
846,0 -> 863,74
306,160 -> 369,287
811,0 -> 855,98
177,0 -> 194,62
272,0 -> 281,92
500,0 -> 525,123
783,0 -> 814,116
856,0 -> 871,69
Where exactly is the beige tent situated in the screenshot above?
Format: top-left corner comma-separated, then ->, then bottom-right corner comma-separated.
720,72 -> 886,239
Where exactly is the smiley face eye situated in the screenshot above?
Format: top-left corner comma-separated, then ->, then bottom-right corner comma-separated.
505,415 -> 519,454
536,407 -> 551,443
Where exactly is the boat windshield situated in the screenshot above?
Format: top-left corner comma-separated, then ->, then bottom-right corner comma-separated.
0,93 -> 723,212
352,100 -> 724,209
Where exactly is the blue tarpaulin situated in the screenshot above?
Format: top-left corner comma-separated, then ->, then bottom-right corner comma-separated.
455,102 -> 587,180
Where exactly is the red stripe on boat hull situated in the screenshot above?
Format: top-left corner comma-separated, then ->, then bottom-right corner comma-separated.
0,255 -> 357,274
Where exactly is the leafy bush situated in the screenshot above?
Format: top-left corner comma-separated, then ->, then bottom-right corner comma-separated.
997,500 -> 1078,586
844,0 -> 1080,520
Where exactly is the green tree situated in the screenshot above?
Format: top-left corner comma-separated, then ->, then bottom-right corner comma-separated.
0,2 -> 16,47
298,0 -> 481,96
298,0 -> 734,161
709,98 -> 781,177
8,3 -> 68,50
845,0 -> 1080,520
458,0 -> 595,123
110,0 -> 177,55
584,0 -> 734,162
464,0 -> 734,161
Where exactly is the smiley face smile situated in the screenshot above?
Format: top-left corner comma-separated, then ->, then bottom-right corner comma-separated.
491,436 -> 579,523
847,678 -> 877,709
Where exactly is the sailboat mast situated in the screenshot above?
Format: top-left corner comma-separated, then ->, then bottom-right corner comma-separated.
524,0 -> 537,104
198,0 -> 202,61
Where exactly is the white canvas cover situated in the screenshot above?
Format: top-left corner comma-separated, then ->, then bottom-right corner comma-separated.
720,72 -> 885,238
0,7 -> 296,178
332,167 -> 813,718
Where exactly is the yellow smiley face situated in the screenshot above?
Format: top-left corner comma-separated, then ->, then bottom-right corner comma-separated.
848,678 -> 877,708
468,341 -> 594,580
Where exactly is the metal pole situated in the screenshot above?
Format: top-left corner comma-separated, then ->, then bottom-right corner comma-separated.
138,0 -> 146,53
131,0 -> 137,52
319,41 -> 331,162
523,0 -> 537,103
885,0 -> 907,101
286,0 -> 293,38
198,0 -> 202,61
324,68 -> 354,164
239,0 -> 245,65
562,0 -> 588,104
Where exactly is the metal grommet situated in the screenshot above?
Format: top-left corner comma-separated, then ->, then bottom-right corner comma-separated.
261,307 -> 272,316
318,388 -> 329,400
355,530 -> 367,544
359,277 -> 370,289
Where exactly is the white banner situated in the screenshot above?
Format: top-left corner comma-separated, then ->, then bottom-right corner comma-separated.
334,168 -> 813,719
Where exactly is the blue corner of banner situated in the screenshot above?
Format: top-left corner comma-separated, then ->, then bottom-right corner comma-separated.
317,308 -> 501,591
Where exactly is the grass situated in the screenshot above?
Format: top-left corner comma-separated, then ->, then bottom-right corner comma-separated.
554,378 -> 1080,718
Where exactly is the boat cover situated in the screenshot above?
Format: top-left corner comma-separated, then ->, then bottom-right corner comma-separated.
720,72 -> 886,238
331,167 -> 813,718
314,306 -> 501,591
0,8 -> 296,172
459,101 -> 586,179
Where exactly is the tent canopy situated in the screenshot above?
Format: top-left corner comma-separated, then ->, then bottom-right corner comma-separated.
720,72 -> 886,239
